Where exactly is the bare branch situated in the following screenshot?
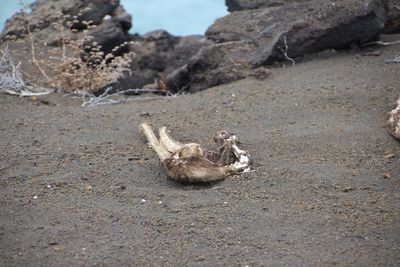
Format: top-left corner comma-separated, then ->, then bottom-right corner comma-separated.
65,87 -> 180,107
278,35 -> 295,66
3,87 -> 53,96
28,30 -> 50,80
18,0 -> 51,80
361,40 -> 400,47
0,43 -> 53,96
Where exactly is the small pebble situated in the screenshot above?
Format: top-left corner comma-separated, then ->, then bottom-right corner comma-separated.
342,187 -> 354,192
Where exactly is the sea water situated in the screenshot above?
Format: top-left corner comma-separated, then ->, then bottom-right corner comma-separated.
0,0 -> 228,36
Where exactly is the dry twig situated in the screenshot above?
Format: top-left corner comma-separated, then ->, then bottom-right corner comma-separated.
361,40 -> 400,47
278,35 -> 295,66
0,43 -> 52,96
68,87 -> 178,107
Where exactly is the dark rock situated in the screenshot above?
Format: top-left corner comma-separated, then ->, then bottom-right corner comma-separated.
225,0 -> 310,12
1,0 -> 131,51
136,30 -> 180,71
87,20 -> 128,53
60,0 -> 119,29
118,32 -> 213,91
115,31 -> 179,90
208,0 -> 390,66
226,0 -> 400,34
2,0 -> 127,39
163,35 -> 213,74
383,0 -> 400,33
112,6 -> 132,32
115,67 -> 157,90
163,0 -> 399,92
165,42 -> 253,92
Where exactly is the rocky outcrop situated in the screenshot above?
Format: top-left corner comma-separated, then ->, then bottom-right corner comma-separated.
1,0 -> 132,59
117,31 -> 213,90
165,40 -> 256,93
2,0 -> 131,48
226,0 -> 400,33
90,0 -> 400,92
1,0 -> 399,94
116,31 -> 180,90
163,0 -> 397,92
209,0 -> 388,65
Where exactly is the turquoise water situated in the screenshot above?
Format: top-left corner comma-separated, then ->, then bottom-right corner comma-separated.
0,0 -> 228,36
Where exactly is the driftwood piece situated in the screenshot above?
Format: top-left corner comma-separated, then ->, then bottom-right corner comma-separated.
140,123 -> 251,183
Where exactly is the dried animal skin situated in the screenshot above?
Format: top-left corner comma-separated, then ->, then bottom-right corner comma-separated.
140,123 -> 251,183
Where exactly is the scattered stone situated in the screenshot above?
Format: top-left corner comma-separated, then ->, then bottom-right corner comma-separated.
251,67 -> 272,80
383,172 -> 391,179
384,153 -> 395,159
128,155 -> 141,161
82,184 -> 92,192
53,246 -> 64,253
342,187 -> 354,192
361,50 -> 382,57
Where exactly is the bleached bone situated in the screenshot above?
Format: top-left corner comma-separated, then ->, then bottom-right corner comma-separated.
388,96 -> 400,139
140,123 -> 251,183
141,123 -> 171,161
159,126 -> 184,153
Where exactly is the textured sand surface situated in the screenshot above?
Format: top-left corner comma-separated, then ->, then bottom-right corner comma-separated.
1,44 -> 399,266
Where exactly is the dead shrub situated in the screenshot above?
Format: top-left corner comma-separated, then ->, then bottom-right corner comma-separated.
45,16 -> 135,93
9,2 -> 135,94
47,37 -> 134,93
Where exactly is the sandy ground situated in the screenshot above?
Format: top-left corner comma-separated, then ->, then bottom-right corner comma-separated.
0,43 -> 399,266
